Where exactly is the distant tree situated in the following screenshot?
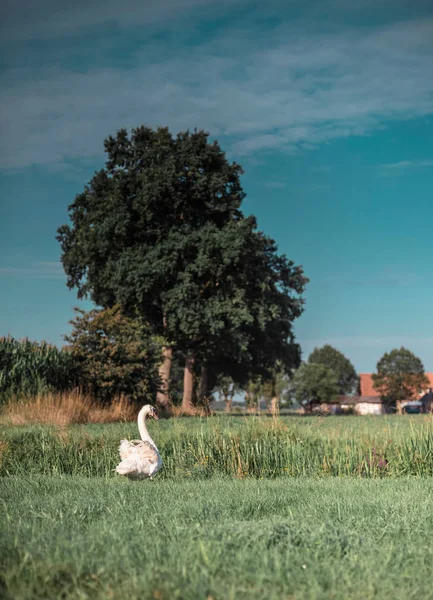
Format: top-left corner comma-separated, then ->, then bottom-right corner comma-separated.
64,306 -> 162,403
245,376 -> 263,413
308,345 -> 359,395
214,374 -> 239,412
259,363 -> 293,415
372,347 -> 429,410
292,362 -> 339,411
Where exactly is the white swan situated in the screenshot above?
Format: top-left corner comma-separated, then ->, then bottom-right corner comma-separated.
115,405 -> 163,479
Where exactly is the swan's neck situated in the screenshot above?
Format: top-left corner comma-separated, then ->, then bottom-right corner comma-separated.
137,409 -> 157,449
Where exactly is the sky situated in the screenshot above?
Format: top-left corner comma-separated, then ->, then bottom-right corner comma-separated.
1,0 -> 433,373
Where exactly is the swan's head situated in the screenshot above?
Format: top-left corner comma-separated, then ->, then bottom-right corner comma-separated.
143,404 -> 159,420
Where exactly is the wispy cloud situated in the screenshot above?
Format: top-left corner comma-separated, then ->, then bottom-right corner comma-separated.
1,3 -> 433,170
0,262 -> 65,279
382,159 -> 433,169
0,0 -> 250,42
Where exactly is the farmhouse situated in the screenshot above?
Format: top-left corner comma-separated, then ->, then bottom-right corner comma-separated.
310,373 -> 433,415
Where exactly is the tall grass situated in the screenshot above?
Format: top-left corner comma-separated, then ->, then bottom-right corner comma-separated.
0,336 -> 75,401
0,391 -> 137,426
2,415 -> 433,478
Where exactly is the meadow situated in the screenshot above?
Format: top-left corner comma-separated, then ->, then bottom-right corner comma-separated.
2,414 -> 433,599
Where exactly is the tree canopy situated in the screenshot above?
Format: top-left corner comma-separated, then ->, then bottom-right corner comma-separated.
292,362 -> 339,409
372,347 -> 429,406
308,345 -> 359,395
57,126 -> 307,409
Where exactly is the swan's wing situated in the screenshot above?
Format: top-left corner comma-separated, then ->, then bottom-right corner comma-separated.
119,439 -> 158,461
131,440 -> 159,464
116,440 -> 160,478
119,439 -> 132,460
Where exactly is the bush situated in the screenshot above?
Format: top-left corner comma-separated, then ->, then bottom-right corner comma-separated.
64,306 -> 163,403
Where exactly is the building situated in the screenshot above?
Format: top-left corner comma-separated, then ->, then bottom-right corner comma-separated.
359,373 -> 433,399
308,373 -> 433,415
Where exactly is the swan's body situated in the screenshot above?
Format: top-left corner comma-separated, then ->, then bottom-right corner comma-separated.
115,405 -> 162,480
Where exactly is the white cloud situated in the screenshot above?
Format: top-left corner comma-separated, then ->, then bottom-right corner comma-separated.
1,9 -> 433,170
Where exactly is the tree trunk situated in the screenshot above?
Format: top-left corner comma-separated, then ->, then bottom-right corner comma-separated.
199,364 -> 211,415
271,395 -> 279,417
156,345 -> 172,413
182,354 -> 195,413
225,397 -> 233,413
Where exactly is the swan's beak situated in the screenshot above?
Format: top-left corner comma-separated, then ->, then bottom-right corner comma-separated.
153,412 -> 159,420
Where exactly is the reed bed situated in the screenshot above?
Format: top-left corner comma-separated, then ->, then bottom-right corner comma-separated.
2,414 -> 433,478
0,391 -> 137,426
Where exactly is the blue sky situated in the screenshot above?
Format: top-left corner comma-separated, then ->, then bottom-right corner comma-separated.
1,0 -> 433,372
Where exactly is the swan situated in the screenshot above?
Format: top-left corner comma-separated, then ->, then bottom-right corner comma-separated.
115,404 -> 163,479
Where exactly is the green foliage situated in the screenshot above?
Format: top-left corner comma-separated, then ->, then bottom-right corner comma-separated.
372,347 -> 429,405
57,126 -> 307,395
0,336 -> 75,402
293,362 -> 340,407
64,305 -> 163,403
308,344 -> 359,395
57,127 -> 245,319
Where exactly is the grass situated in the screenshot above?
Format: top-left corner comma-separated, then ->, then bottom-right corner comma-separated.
2,476 -> 433,599
2,414 -> 433,478
2,414 -> 433,599
0,391 -> 137,426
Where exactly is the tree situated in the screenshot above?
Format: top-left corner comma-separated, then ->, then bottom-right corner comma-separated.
214,374 -> 240,412
292,363 -> 339,411
245,376 -> 263,413
57,126 -> 246,411
172,216 -> 306,410
57,126 -> 307,412
308,345 -> 359,395
258,362 -> 294,415
372,347 -> 429,410
64,306 -> 162,403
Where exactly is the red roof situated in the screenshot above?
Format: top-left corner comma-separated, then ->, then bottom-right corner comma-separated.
360,373 -> 433,397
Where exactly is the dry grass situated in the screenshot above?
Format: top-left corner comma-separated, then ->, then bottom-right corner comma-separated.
0,391 -> 137,426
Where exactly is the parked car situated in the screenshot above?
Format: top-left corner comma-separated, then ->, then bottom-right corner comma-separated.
402,401 -> 422,414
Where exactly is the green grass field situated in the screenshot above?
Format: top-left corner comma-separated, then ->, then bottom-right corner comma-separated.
2,415 -> 433,599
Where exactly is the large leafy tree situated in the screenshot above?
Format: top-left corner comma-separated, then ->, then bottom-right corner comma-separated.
64,306 -> 162,403
292,363 -> 339,411
372,347 -> 429,408
57,127 -> 245,410
57,126 -> 307,411
173,216 -> 306,410
308,345 -> 359,395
